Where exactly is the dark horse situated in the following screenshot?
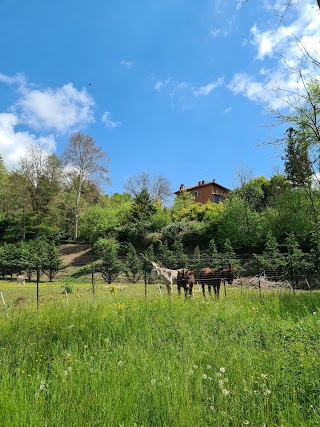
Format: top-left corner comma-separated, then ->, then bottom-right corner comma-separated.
177,268 -> 195,298
199,266 -> 234,298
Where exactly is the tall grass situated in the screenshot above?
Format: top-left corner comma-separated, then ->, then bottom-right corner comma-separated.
0,288 -> 319,426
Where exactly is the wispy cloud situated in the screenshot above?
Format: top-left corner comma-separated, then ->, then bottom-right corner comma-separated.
154,79 -> 171,92
210,29 -> 228,38
193,78 -> 224,96
101,111 -> 121,128
120,60 -> 134,68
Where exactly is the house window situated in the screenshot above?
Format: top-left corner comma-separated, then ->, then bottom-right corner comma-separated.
194,191 -> 198,196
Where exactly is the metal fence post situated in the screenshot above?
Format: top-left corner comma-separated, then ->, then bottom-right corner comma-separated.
91,260 -> 95,296
36,267 -> 40,309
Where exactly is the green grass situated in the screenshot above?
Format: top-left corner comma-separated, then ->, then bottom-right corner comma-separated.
0,282 -> 319,426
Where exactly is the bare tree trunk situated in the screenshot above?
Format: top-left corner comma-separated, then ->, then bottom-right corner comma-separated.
74,182 -> 82,240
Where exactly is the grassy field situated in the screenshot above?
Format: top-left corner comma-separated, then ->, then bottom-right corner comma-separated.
0,281 -> 319,426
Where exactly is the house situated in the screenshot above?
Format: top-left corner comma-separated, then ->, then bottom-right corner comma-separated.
174,179 -> 230,204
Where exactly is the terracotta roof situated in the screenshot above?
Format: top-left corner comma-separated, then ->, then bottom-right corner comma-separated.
174,180 -> 230,194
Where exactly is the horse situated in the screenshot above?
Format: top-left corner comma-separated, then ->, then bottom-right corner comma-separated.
199,265 -> 234,298
17,274 -> 25,285
177,268 -> 195,298
150,262 -> 178,295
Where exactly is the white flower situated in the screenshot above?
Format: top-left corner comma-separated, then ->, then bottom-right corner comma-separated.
264,389 -> 271,396
202,374 -> 208,380
222,389 -> 229,395
151,379 -> 156,385
67,366 -> 72,372
218,379 -> 224,388
216,372 -> 222,377
39,379 -> 47,391
207,365 -> 211,369
243,421 -> 250,425
220,367 -> 225,373
210,405 -> 214,411
193,365 -> 199,369
189,369 -> 194,375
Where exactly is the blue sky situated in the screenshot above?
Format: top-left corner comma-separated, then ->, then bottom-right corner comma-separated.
0,0 -> 319,195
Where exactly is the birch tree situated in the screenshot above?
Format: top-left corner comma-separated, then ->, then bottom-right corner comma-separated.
62,132 -> 110,240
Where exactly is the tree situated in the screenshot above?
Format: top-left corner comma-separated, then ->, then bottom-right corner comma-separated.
284,127 -> 312,188
123,243 -> 142,283
284,233 -> 311,287
62,132 -> 110,240
43,243 -> 62,282
172,191 -> 195,221
124,172 -> 172,204
255,232 -> 285,280
94,237 -> 123,284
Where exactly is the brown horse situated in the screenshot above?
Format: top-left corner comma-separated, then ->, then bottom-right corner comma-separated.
177,268 -> 195,298
199,266 -> 234,298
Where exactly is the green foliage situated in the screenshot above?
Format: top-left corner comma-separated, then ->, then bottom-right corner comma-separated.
284,127 -> 313,187
123,242 -> 142,283
93,237 -> 123,284
284,233 -> 311,286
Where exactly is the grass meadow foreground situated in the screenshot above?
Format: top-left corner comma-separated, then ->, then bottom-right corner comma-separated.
0,282 -> 319,427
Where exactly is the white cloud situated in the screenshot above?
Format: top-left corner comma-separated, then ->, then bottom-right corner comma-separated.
15,83 -> 95,133
210,29 -> 228,38
154,79 -> 171,92
0,72 -> 26,89
120,60 -> 134,67
224,107 -> 232,113
229,0 -> 320,109
0,113 -> 56,170
101,111 -> 121,128
193,78 -> 224,96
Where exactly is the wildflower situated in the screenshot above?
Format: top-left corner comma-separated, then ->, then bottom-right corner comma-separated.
68,324 -> 74,329
202,374 -> 208,380
222,389 -> 229,395
151,379 -> 156,385
63,370 -> 68,376
117,360 -> 123,366
207,365 -> 212,369
220,367 -> 225,373
67,366 -> 72,372
216,372 -> 222,377
210,405 -> 214,411
264,389 -> 271,396
193,365 -> 199,369
39,379 -> 47,391
218,379 -> 224,388
261,373 -> 268,380
243,421 -> 250,425
189,369 -> 194,375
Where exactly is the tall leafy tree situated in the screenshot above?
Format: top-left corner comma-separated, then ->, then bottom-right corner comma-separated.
284,127 -> 312,188
62,132 -> 110,240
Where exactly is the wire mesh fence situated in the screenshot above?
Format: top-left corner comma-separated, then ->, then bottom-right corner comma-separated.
0,252 -> 319,291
